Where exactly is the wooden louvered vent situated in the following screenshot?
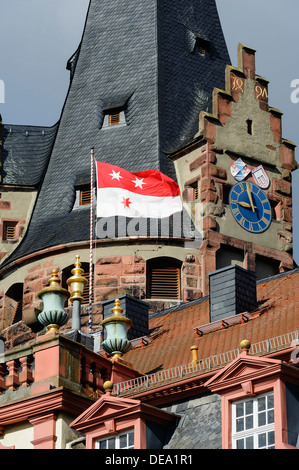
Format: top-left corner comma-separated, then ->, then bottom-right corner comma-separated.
80,188 -> 91,206
109,111 -> 121,126
4,222 -> 17,241
149,266 -> 181,300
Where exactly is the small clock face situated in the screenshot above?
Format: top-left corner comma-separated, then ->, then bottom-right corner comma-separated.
229,181 -> 272,233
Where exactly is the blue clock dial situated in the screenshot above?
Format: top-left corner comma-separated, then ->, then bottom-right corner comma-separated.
229,181 -> 272,233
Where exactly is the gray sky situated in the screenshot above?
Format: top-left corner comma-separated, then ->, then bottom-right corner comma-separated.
0,0 -> 298,264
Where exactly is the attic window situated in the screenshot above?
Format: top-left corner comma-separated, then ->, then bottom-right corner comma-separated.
102,107 -> 126,129
109,110 -> 121,126
79,186 -> 92,206
3,221 -> 17,241
73,184 -> 95,210
195,38 -> 209,56
147,257 -> 181,300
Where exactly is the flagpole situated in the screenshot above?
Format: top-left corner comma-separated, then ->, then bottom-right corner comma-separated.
88,147 -> 94,333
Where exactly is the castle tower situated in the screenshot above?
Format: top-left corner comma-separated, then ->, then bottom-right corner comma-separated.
0,0 -> 231,329
0,3 -> 296,333
1,0 -> 230,264
172,44 -> 296,295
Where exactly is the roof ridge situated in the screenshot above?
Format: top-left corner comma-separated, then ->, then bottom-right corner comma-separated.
257,267 -> 299,285
149,295 -> 209,320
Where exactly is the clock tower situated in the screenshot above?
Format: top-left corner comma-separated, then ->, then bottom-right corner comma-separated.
172,43 -> 296,295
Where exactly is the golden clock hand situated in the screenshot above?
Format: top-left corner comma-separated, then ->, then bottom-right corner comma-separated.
238,201 -> 257,209
246,187 -> 255,212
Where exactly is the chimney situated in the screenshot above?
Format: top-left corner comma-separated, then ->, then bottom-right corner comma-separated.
208,265 -> 257,323
101,295 -> 149,340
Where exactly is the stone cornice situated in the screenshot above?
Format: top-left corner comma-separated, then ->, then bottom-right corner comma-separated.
0,387 -> 92,427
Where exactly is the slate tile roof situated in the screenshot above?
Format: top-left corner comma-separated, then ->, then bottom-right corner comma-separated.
1,123 -> 58,186
122,269 -> 299,375
1,0 -> 230,266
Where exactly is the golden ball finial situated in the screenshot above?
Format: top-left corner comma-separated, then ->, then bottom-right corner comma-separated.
240,339 -> 251,350
103,381 -> 114,393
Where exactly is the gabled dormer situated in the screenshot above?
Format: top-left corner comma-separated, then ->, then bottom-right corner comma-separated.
70,382 -> 179,449
205,340 -> 299,449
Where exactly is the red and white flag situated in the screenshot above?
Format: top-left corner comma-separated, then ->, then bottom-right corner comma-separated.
96,162 -> 182,219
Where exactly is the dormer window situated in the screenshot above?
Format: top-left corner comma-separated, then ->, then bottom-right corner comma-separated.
73,184 -> 95,210
100,93 -> 132,130
96,430 -> 134,449
195,38 -> 210,57
232,392 -> 275,449
101,106 -> 126,129
79,185 -> 92,206
109,109 -> 121,126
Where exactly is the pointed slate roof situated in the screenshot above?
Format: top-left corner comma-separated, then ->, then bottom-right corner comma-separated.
2,0 -> 230,266
1,123 -> 58,186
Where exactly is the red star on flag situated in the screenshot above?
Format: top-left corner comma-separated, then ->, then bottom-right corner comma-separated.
121,197 -> 132,209
96,161 -> 182,219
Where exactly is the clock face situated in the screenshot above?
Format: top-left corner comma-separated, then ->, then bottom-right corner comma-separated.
229,181 -> 272,233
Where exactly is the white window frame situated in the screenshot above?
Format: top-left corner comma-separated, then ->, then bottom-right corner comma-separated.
95,429 -> 134,450
232,391 -> 275,449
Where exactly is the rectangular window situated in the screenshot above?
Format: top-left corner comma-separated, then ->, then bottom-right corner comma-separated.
96,430 -> 134,449
232,392 -> 275,449
3,221 -> 17,241
109,110 -> 121,126
80,187 -> 92,206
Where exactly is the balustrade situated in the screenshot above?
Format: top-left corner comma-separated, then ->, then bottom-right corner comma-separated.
80,353 -> 105,397
0,355 -> 35,392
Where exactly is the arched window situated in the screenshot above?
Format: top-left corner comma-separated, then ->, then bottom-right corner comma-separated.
146,257 -> 181,300
5,283 -> 23,325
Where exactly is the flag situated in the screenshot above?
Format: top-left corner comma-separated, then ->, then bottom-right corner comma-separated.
96,162 -> 182,219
